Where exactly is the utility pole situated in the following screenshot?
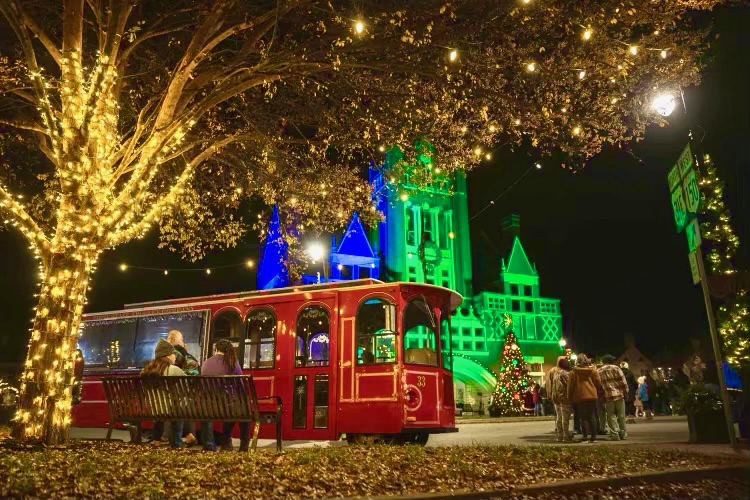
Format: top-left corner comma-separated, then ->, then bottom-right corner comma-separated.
695,245 -> 737,446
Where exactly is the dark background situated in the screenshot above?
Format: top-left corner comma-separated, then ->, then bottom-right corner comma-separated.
1,6 -> 748,365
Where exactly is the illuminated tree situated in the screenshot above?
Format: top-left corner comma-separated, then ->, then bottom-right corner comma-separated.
489,330 -> 533,417
0,0 -> 722,443
698,154 -> 749,366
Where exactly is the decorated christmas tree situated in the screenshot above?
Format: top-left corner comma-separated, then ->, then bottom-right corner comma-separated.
489,330 -> 533,416
698,154 -> 749,367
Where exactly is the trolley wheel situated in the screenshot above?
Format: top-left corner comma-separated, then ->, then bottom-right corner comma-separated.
394,433 -> 430,446
346,433 -> 394,445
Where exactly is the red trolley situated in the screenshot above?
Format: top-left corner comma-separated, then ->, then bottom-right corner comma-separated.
73,279 -> 460,444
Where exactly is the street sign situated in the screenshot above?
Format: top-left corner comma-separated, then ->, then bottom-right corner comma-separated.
667,143 -> 700,233
688,251 -> 701,285
671,187 -> 688,232
682,169 -> 701,214
677,144 -> 693,176
667,164 -> 681,191
686,218 -> 702,252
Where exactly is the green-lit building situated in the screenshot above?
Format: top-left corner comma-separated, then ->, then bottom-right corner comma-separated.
365,164 -> 563,407
260,153 -> 564,408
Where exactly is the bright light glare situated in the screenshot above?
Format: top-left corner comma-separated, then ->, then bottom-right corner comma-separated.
307,243 -> 326,262
449,49 -> 458,62
652,93 -> 676,116
559,338 -> 567,347
354,21 -> 364,34
583,29 -> 592,41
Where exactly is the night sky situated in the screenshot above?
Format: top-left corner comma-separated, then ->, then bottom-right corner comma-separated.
1,6 -> 748,364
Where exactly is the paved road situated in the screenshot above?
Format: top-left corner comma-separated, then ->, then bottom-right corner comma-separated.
430,416 -> 688,447
71,416 -> 694,450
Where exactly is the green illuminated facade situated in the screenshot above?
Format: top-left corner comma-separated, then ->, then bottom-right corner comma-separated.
369,160 -> 563,408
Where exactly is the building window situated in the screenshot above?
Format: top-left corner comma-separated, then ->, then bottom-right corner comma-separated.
244,308 -> 276,369
422,210 -> 434,242
474,328 -> 483,337
525,301 -> 534,313
511,300 -> 520,312
510,284 -> 519,295
524,285 -> 532,297
340,265 -> 352,280
475,342 -> 485,351
406,208 -> 416,246
442,280 -> 450,288
442,269 -> 449,278
451,341 -> 459,350
462,342 -> 471,350
462,327 -> 471,337
359,266 -> 371,279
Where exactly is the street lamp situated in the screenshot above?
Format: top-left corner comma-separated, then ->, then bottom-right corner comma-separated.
652,93 -> 676,117
307,242 -> 328,283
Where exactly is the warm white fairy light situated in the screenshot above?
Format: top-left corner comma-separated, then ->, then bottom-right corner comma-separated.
583,29 -> 592,41
578,70 -> 586,80
354,21 -> 365,34
660,50 -> 668,59
526,62 -> 536,72
572,126 -> 581,135
629,46 -> 638,56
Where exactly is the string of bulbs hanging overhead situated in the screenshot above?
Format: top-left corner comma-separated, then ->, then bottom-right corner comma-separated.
117,259 -> 255,276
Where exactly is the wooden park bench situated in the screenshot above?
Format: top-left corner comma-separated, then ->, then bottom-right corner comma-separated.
102,375 -> 283,451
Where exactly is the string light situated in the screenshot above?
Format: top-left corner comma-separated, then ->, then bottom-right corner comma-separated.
484,153 -> 492,160
629,46 -> 638,56
578,70 -> 586,80
699,154 -> 748,366
582,29 -> 592,41
354,21 -> 365,34
116,259 -> 256,275
526,62 -> 536,72
449,49 -> 458,62
572,126 -> 581,135
660,50 -> 668,59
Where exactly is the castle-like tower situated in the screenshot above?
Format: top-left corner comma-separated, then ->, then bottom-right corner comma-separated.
259,149 -> 563,407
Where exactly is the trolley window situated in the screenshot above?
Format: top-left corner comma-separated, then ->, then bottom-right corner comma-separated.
78,311 -> 205,370
296,305 -> 330,367
440,314 -> 452,370
245,308 -> 276,369
402,297 -> 438,366
356,298 -> 396,364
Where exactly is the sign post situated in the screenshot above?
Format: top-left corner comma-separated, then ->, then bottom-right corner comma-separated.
666,144 -> 736,446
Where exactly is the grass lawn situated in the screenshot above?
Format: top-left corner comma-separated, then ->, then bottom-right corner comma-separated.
0,437 -> 744,500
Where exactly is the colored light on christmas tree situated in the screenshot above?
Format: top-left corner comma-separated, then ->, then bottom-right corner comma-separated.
489,330 -> 533,416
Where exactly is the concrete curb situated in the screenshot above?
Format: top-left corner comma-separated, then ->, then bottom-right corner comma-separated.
349,464 -> 749,500
456,416 -> 555,425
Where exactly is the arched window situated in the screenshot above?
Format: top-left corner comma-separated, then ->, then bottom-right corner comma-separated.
355,298 -> 396,365
296,305 -> 330,367
244,308 -> 276,369
403,298 -> 438,366
212,310 -> 244,364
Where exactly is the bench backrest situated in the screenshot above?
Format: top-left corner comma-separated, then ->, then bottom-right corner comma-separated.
102,375 -> 261,422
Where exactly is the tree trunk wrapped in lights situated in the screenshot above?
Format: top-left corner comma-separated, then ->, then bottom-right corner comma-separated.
0,1 -> 725,443
698,154 -> 749,366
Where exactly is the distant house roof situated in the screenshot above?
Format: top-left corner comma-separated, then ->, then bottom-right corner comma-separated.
504,237 -> 537,276
335,212 -> 376,259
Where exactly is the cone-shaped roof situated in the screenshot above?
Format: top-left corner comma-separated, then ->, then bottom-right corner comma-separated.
256,205 -> 289,290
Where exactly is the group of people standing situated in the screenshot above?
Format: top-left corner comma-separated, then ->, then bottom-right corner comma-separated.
140,330 -> 250,451
545,354 -> 652,443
